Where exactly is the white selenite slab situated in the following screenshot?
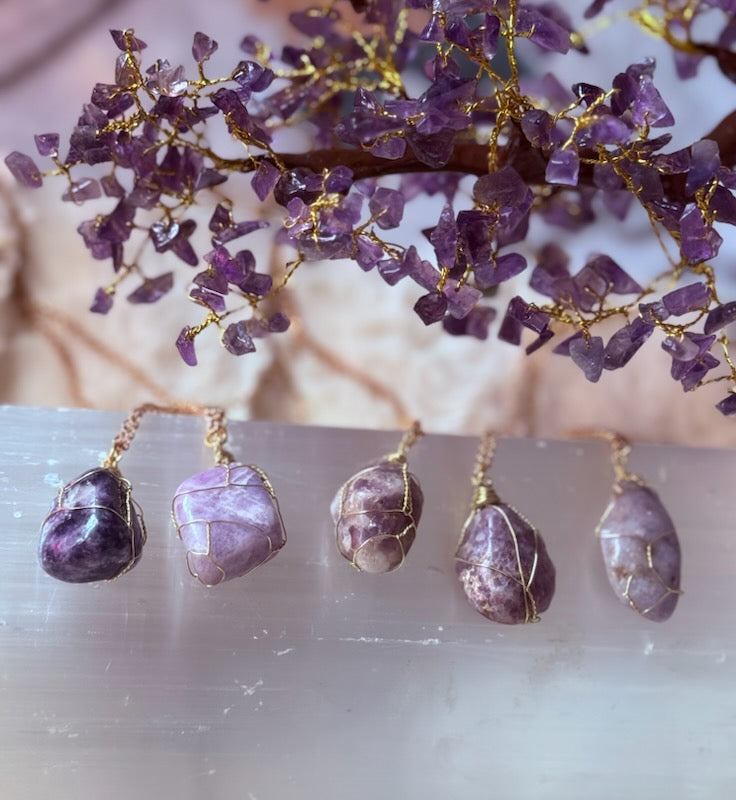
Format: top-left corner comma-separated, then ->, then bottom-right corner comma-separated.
0,405 -> 734,799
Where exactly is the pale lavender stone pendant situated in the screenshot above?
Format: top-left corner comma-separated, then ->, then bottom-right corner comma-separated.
596,479 -> 681,621
331,423 -> 424,573
38,467 -> 146,583
171,462 -> 286,586
454,433 -> 556,624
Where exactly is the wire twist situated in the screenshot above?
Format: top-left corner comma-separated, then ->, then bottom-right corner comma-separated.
386,420 -> 424,463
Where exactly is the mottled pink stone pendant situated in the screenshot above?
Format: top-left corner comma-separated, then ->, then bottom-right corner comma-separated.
595,434 -> 681,621
39,467 -> 146,583
331,422 -> 424,573
172,462 -> 287,586
454,433 -> 556,624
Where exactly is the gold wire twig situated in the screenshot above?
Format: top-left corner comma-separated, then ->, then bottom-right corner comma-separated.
386,420 -> 424,463
102,402 -> 233,470
471,430 -> 501,509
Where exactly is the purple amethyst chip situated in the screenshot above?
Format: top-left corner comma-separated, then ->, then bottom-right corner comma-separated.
596,480 -> 681,621
38,467 -> 146,583
172,462 -> 286,586
331,459 -> 423,573
455,502 -> 556,624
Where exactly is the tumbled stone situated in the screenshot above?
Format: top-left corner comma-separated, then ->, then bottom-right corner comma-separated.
455,502 -> 556,624
597,480 -> 681,621
331,459 -> 423,573
39,467 -> 146,582
171,462 -> 286,586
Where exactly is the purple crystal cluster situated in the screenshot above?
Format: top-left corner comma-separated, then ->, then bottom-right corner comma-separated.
455,503 -> 556,625
171,462 -> 286,586
38,468 -> 146,583
597,480 -> 681,622
331,459 -> 423,573
7,2 -> 736,412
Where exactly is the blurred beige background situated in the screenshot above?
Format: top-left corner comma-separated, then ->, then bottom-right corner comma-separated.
1,0 -> 736,446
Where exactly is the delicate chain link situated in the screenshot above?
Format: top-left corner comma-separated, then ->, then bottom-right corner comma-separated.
102,402 -> 233,470
568,428 -> 642,488
203,406 -> 235,465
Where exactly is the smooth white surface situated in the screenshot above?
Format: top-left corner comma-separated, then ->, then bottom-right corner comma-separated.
1,406 -> 735,798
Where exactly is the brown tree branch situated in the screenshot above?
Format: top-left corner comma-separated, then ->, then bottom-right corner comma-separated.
221,111 -> 736,205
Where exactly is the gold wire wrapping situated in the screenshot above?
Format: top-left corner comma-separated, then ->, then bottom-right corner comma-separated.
455,430 -> 541,624
337,460 -> 418,571
582,428 -> 683,618
170,462 -> 285,587
42,467 -> 147,581
335,421 -> 424,572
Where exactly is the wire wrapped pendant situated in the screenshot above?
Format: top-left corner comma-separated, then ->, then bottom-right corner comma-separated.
454,432 -> 556,624
331,422 -> 424,573
38,467 -> 146,583
172,462 -> 287,586
596,434 -> 681,621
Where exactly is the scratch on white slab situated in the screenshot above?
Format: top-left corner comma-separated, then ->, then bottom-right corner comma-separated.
43,472 -> 62,488
44,587 -> 57,626
275,648 -> 294,656
240,679 -> 264,696
223,706 -> 234,716
339,636 -> 441,646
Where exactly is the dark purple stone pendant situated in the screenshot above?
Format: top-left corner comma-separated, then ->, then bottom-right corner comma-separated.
171,462 -> 287,586
454,433 -> 556,624
331,422 -> 424,573
39,467 -> 146,583
595,435 -> 681,621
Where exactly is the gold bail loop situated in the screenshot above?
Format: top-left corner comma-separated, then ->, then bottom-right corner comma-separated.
471,430 -> 501,509
386,420 -> 424,463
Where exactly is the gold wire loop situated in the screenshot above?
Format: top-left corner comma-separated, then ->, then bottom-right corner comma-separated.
386,420 -> 424,463
471,430 -> 501,508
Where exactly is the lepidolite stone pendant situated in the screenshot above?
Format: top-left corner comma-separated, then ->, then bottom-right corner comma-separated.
171,462 -> 287,586
39,467 -> 146,583
596,480 -> 681,621
455,498 -> 556,624
331,459 -> 424,573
